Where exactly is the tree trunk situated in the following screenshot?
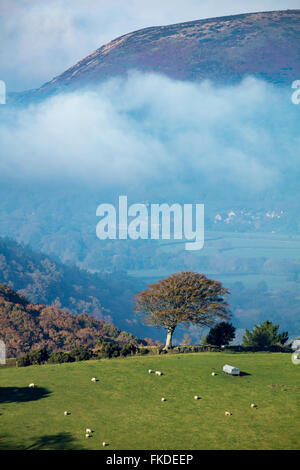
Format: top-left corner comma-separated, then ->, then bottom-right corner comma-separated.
164,327 -> 175,350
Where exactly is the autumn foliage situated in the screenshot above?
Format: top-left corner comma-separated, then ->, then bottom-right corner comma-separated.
135,271 -> 230,349
0,284 -> 143,357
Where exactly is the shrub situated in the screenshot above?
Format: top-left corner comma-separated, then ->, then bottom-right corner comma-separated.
120,343 -> 137,357
16,353 -> 31,367
100,342 -> 120,359
138,347 -> 150,355
69,345 -> 93,362
48,351 -> 74,364
28,347 -> 49,365
16,347 -> 49,366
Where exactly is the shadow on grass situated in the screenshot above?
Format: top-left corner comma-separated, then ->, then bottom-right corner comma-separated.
0,433 -> 83,450
0,436 -> 25,450
0,386 -> 51,404
223,371 -> 251,377
26,432 -> 84,450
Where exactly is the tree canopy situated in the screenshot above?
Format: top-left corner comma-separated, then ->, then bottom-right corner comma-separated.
134,271 -> 230,349
242,320 -> 288,349
206,322 -> 236,347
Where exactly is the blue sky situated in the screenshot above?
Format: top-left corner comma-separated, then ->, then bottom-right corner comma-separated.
1,0 -> 300,91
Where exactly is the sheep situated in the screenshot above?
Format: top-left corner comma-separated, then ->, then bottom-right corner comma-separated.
250,403 -> 257,408
225,411 -> 232,416
148,369 -> 153,374
64,411 -> 70,416
211,372 -> 217,376
91,377 -> 97,382
161,397 -> 166,402
28,383 -> 35,388
102,441 -> 108,447
85,433 -> 91,438
155,371 -> 163,376
86,428 -> 92,434
194,395 -> 200,400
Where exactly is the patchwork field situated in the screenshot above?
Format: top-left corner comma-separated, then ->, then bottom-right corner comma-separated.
128,231 -> 300,290
158,231 -> 300,259
0,352 -> 299,450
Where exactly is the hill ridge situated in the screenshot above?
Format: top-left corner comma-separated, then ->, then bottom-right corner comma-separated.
9,9 -> 300,104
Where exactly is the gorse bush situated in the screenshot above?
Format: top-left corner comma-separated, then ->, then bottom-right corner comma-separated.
29,347 -> 49,365
138,347 -> 150,355
48,351 -> 74,364
16,353 -> 31,367
100,342 -> 121,359
17,346 -> 92,366
69,345 -> 93,362
120,343 -> 137,357
16,347 -> 49,367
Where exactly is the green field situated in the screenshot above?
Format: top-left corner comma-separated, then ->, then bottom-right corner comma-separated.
158,231 -> 300,259
127,230 -> 300,289
1,353 -> 300,450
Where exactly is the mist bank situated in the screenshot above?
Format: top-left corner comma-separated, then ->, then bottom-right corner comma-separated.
1,74 -> 299,204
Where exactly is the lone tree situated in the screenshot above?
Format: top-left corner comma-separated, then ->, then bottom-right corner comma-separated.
134,271 -> 230,349
206,322 -> 236,347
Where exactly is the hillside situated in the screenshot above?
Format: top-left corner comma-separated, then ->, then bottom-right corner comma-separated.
0,283 -> 149,358
0,238 -> 163,339
0,238 -> 156,339
0,353 -> 299,449
9,9 -> 300,103
1,237 -> 300,339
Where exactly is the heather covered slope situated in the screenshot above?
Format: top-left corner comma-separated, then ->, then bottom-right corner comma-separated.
10,9 -> 300,103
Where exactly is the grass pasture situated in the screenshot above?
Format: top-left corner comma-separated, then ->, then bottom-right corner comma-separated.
159,231 -> 300,260
128,231 -> 300,290
0,352 -> 299,450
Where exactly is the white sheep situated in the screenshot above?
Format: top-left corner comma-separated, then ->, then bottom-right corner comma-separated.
64,411 -> 70,416
148,369 -> 153,374
250,403 -> 257,408
86,428 -> 92,434
91,377 -> 97,382
225,411 -> 232,416
155,371 -> 162,376
211,372 -> 217,376
194,395 -> 200,400
161,397 -> 166,402
102,441 -> 108,447
28,383 -> 35,388
85,433 -> 91,438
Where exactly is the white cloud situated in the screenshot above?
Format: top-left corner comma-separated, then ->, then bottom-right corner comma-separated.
0,74 -> 298,201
